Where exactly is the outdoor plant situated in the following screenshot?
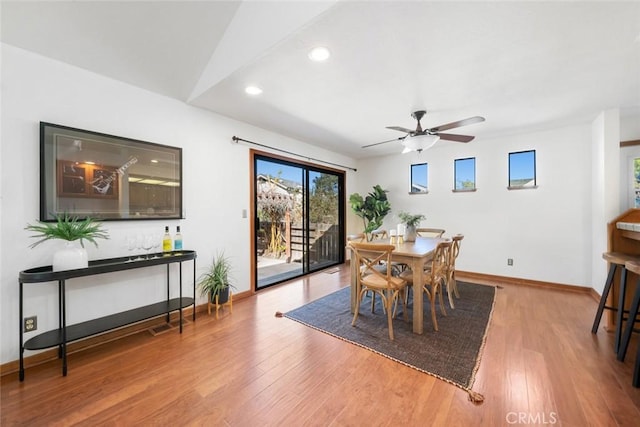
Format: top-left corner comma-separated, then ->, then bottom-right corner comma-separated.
25,213 -> 109,248
349,184 -> 391,241
198,251 -> 236,303
398,211 -> 426,228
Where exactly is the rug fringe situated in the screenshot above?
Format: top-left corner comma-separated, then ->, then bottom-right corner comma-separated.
467,390 -> 485,404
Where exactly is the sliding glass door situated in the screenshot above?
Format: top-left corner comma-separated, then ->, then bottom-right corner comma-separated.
253,153 -> 344,290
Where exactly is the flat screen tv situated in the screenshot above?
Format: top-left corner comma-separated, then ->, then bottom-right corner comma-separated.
40,122 -> 183,221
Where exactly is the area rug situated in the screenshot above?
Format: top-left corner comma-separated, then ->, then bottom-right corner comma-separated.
283,281 -> 496,403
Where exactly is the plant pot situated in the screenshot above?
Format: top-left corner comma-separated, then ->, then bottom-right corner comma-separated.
404,225 -> 418,242
53,241 -> 88,271
211,286 -> 230,305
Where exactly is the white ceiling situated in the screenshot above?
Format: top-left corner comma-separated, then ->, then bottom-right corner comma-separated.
2,1 -> 639,159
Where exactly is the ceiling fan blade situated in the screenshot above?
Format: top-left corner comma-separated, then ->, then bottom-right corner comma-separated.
429,116 -> 485,133
361,136 -> 406,149
385,126 -> 414,133
437,133 -> 475,143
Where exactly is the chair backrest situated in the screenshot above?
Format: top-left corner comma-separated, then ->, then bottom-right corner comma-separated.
450,234 -> 464,268
347,233 -> 365,243
370,229 -> 388,240
416,228 -> 446,238
349,242 -> 395,285
426,240 -> 452,284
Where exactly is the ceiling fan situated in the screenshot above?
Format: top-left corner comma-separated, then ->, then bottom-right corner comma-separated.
363,110 -> 485,153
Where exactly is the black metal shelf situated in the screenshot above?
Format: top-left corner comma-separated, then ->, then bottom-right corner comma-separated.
18,250 -> 197,381
24,297 -> 194,350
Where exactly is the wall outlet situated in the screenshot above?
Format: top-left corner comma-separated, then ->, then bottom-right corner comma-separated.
24,316 -> 37,332
507,258 -> 514,266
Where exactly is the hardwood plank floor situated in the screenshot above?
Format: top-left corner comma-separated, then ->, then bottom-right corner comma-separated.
2,265 -> 640,426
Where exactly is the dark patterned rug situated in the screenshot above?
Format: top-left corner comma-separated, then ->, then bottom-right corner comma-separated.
284,281 -> 496,403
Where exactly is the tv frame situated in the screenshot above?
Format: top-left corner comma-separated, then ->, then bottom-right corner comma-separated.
39,122 -> 183,221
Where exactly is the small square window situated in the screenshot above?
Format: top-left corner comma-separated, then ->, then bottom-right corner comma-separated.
410,163 -> 428,194
454,157 -> 476,191
509,150 -> 537,189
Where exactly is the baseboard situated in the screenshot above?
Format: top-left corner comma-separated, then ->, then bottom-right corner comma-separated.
456,270 -> 594,295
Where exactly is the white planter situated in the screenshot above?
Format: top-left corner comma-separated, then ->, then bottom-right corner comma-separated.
53,241 -> 88,272
404,225 -> 418,242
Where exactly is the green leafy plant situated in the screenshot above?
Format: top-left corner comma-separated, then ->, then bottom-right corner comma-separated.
25,213 -> 109,248
198,251 -> 236,301
398,211 -> 426,227
349,185 -> 391,240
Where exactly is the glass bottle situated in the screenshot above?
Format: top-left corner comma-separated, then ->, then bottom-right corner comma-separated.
162,226 -> 172,252
174,226 -> 183,251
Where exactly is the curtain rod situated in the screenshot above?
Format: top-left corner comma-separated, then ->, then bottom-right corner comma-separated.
232,136 -> 357,172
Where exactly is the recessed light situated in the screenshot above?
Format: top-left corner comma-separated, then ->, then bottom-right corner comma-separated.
84,161 -> 95,165
308,46 -> 330,62
245,86 -> 263,95
150,159 -> 159,163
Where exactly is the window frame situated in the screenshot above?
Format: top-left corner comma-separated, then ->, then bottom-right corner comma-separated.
410,163 -> 429,194
508,149 -> 537,190
453,157 -> 477,192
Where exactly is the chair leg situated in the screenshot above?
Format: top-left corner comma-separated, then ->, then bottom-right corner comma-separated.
615,267 -> 628,354
446,276 -> 456,309
452,272 -> 460,298
352,289 -> 365,327
617,277 -> 640,361
633,335 -> 640,387
592,263 -> 617,334
437,283 -> 447,316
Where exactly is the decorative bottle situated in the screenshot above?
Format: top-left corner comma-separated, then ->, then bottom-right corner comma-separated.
174,226 -> 183,251
162,226 -> 172,252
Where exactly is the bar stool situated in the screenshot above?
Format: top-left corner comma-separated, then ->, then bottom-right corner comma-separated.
591,252 -> 640,354
616,261 -> 640,384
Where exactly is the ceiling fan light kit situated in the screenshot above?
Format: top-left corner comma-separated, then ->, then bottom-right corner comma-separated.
363,109 -> 485,153
401,134 -> 440,153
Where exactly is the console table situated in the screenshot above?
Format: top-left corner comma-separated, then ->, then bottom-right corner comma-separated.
18,250 -> 197,381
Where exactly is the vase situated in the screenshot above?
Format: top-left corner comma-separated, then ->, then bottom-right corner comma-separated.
53,241 -> 88,272
404,225 -> 418,242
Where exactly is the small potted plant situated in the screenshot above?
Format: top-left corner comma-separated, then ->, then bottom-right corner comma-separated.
25,213 -> 109,271
198,251 -> 236,308
398,211 -> 426,242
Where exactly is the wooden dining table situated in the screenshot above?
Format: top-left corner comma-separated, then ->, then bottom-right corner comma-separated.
347,236 -> 443,334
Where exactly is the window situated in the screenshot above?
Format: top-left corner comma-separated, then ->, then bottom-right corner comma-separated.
410,163 -> 428,194
454,157 -> 476,191
508,150 -> 537,189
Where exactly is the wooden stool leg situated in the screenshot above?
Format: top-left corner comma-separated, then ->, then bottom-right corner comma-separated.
617,277 -> 640,362
634,337 -> 640,388
614,267 -> 628,354
592,263 -> 617,334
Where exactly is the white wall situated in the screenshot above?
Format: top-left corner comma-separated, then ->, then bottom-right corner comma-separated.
0,44 -> 356,364
354,124 -> 594,287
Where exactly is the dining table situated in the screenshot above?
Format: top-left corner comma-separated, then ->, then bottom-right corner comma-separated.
347,236 -> 443,334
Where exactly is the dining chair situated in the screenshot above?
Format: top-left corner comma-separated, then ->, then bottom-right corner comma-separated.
416,228 -> 446,238
400,240 -> 452,331
350,242 -> 408,340
444,234 -> 464,309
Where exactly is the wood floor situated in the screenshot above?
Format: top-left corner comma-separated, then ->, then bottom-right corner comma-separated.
2,264 -> 640,426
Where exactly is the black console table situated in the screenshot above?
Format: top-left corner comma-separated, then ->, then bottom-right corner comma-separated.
18,250 -> 197,381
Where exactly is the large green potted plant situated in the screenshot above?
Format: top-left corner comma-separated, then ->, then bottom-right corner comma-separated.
349,185 -> 391,241
198,251 -> 236,306
398,211 -> 426,242
25,213 -> 109,271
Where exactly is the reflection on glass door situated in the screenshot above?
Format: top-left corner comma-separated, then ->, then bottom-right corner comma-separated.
308,171 -> 341,272
254,154 -> 344,290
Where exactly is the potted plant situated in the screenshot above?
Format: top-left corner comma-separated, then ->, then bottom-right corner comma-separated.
198,251 -> 236,307
349,185 -> 391,241
398,211 -> 426,242
25,213 -> 109,271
